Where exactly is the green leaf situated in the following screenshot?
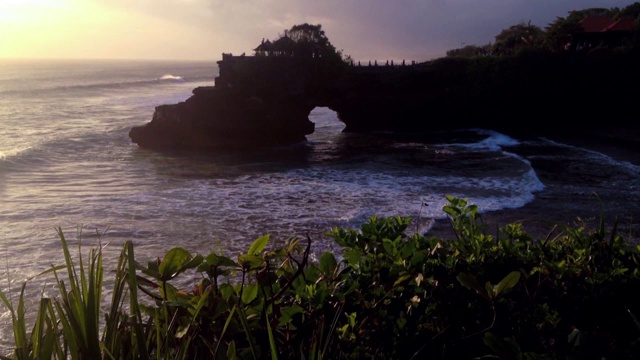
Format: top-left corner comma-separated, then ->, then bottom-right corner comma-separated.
226,340 -> 237,360
176,324 -> 190,339
394,274 -> 411,287
457,272 -> 489,300
396,317 -> 407,329
266,312 -> 279,360
237,254 -> 264,270
248,234 -> 270,256
457,272 -> 481,291
493,271 -> 521,298
183,254 -> 204,270
220,283 -> 235,300
278,305 -> 303,326
382,238 -> 395,255
319,252 -> 338,276
241,284 -> 259,304
159,247 -> 192,281
206,253 -> 238,268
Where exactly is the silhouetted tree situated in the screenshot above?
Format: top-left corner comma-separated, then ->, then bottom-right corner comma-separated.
618,2 -> 640,19
444,2 -> 640,56
276,23 -> 345,62
546,7 -> 617,41
544,16 -> 583,51
493,22 -> 545,55
545,4 -> 640,52
446,43 -> 493,58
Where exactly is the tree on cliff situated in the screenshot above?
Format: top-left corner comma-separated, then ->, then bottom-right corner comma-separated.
277,23 -> 346,63
446,43 -> 493,58
544,8 -> 614,52
492,22 -> 545,55
618,2 -> 640,19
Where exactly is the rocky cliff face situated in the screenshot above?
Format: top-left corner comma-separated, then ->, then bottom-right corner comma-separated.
130,50 -> 640,151
129,85 -> 315,151
130,55 -> 328,151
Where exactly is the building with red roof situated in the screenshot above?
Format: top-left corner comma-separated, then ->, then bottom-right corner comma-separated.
573,15 -> 636,49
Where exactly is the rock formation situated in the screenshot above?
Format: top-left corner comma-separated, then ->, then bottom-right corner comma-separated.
130,49 -> 640,151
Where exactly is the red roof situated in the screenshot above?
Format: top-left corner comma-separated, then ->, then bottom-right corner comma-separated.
580,15 -> 636,32
605,18 -> 636,31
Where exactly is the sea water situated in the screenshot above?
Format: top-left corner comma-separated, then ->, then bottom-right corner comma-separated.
0,59 -> 638,351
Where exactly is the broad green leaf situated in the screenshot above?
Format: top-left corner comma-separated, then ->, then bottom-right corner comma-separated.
183,254 -> 204,270
394,274 -> 411,287
319,252 -> 338,276
248,234 -> 270,256
442,206 -> 460,217
227,340 -> 237,360
494,271 -> 521,298
238,254 -> 264,269
220,283 -> 235,300
456,272 -> 481,291
176,324 -> 190,339
241,284 -> 259,304
159,247 -> 192,281
278,305 -> 303,325
457,272 -> 490,300
485,282 -> 494,299
396,317 -> 407,329
382,238 -> 395,255
205,253 -> 238,268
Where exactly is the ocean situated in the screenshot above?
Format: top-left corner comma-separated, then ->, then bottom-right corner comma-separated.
0,59 -> 638,351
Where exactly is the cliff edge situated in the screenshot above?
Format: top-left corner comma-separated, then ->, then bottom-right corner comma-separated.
130,47 -> 640,152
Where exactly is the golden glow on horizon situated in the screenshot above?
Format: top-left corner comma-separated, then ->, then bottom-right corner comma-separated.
0,0 -> 215,60
1,0 -> 107,58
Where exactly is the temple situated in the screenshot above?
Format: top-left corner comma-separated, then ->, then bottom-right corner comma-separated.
129,28 -> 640,152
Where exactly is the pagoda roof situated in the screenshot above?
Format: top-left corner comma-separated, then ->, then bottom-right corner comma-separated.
270,35 -> 296,51
253,39 -> 272,52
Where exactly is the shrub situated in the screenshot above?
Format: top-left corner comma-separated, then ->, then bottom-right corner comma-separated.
2,196 -> 639,359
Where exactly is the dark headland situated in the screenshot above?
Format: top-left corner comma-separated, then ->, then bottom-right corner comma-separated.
129,22 -> 640,240
129,24 -> 639,154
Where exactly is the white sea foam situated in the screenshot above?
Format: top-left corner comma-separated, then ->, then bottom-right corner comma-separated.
159,74 -> 185,81
441,128 -> 520,151
0,146 -> 30,160
2,61 -> 638,353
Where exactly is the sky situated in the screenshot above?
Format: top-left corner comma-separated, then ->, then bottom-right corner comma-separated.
1,0 -> 638,62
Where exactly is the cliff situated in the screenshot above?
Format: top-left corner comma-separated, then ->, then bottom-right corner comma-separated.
129,50 -> 640,151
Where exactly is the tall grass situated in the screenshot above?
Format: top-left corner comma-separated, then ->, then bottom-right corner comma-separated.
0,228 -> 149,360
1,196 -> 639,359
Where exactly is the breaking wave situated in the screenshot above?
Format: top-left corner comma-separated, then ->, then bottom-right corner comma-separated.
159,74 -> 185,81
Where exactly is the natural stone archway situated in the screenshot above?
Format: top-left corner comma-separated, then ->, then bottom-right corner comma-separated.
307,107 -> 345,138
130,51 -> 640,152
129,85 -> 315,151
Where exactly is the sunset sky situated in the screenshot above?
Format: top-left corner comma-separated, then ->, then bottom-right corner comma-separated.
1,0 -> 637,62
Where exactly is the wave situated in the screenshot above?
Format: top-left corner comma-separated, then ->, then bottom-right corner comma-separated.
542,137 -> 640,173
437,128 -> 520,152
0,144 -> 35,162
0,125 -> 129,172
0,74 -> 214,97
158,74 -> 185,81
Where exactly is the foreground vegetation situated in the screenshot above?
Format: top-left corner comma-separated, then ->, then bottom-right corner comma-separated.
2,196 -> 640,359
